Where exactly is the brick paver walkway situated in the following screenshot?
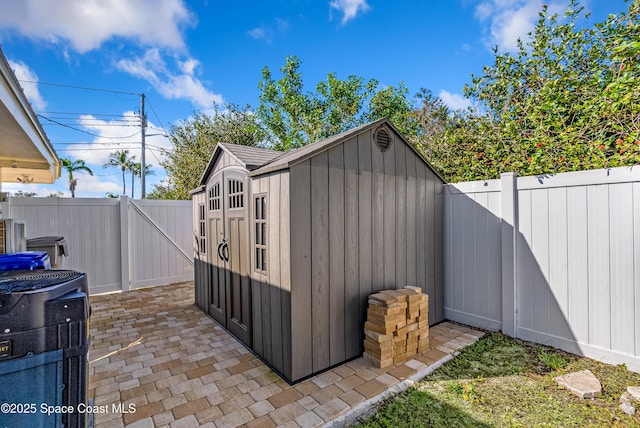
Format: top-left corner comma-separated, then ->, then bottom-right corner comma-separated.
89,282 -> 484,427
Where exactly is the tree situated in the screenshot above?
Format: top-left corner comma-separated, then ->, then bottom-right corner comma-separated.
441,0 -> 640,181
12,190 -> 37,197
104,150 -> 135,195
148,104 -> 268,200
61,157 -> 94,198
257,56 -> 416,150
130,163 -> 155,198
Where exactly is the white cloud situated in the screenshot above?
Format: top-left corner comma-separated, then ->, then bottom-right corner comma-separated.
0,0 -> 194,53
330,0 -> 370,24
53,111 -> 172,197
439,90 -> 471,111
71,111 -> 172,165
473,0 -> 566,52
248,18 -> 289,43
7,59 -> 46,110
2,183 -> 60,197
179,58 -> 200,75
116,49 -> 223,108
248,27 -> 266,40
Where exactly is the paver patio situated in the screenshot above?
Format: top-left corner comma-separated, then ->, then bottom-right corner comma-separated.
89,282 -> 484,427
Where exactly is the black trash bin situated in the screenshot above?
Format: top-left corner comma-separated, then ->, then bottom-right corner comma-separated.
26,237 -> 68,269
0,270 -> 90,427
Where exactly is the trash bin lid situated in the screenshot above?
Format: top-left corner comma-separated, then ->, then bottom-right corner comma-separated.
0,270 -> 84,293
0,252 -> 51,271
0,252 -> 48,260
26,236 -> 65,246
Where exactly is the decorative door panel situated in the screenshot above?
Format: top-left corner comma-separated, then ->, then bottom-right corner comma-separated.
207,169 -> 252,347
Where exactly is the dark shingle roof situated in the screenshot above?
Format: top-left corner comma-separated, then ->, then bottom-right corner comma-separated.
198,143 -> 282,185
222,143 -> 282,170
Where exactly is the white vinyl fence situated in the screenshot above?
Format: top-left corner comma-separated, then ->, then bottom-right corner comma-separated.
3,196 -> 193,294
444,166 -> 640,372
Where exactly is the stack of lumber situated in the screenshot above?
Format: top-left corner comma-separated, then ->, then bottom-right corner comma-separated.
363,286 -> 429,368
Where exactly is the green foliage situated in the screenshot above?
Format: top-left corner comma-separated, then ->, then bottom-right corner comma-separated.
424,0 -> 640,182
147,104 -> 268,200
157,1 -> 640,194
61,157 -> 94,198
257,55 -> 416,150
11,190 -> 37,197
129,162 -> 154,198
357,332 -> 640,427
103,150 -> 135,196
358,387 -> 491,428
538,350 -> 569,371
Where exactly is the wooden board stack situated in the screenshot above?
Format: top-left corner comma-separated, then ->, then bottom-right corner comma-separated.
363,286 -> 430,368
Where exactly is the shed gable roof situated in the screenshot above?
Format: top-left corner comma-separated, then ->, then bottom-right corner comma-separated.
199,143 -> 282,185
249,118 -> 445,182
249,119 -> 385,176
195,118 -> 446,191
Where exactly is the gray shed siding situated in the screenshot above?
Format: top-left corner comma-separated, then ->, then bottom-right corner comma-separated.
249,171 -> 292,377
193,124 -> 445,383
192,189 -> 208,312
288,129 -> 444,381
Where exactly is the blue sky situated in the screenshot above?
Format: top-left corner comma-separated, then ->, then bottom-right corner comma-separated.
0,0 -> 629,198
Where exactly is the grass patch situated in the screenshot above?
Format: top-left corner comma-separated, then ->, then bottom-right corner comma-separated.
538,350 -> 568,371
355,331 -> 640,427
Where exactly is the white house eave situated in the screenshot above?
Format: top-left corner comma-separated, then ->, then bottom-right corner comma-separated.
0,48 -> 60,184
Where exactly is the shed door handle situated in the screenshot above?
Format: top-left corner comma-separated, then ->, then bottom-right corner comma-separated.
221,240 -> 229,262
217,239 -> 229,262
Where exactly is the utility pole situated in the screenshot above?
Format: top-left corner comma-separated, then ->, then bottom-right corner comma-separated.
140,93 -> 147,199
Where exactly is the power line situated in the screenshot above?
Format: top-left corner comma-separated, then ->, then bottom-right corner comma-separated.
52,141 -> 135,146
36,111 -> 139,118
53,140 -> 169,146
19,80 -> 139,96
46,123 -> 140,127
146,143 -> 171,151
148,146 -> 163,165
56,146 -> 143,152
55,144 -> 172,152
145,97 -> 170,139
38,114 -> 141,139
42,116 -> 140,122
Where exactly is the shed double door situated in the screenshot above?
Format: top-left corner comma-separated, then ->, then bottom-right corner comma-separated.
208,170 -> 252,346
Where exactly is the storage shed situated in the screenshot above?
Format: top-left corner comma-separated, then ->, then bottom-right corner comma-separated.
192,118 -> 445,382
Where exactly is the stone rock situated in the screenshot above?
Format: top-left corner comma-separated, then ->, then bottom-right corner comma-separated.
620,391 -> 633,404
554,370 -> 601,399
628,386 -> 640,402
620,403 -> 636,415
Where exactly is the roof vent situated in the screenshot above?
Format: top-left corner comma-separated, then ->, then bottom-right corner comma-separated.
374,126 -> 392,152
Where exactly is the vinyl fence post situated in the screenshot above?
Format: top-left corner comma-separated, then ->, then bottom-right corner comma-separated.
120,196 -> 130,292
500,172 -> 517,336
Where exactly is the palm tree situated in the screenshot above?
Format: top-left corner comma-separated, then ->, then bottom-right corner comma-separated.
104,150 -> 135,195
130,163 -> 155,198
61,157 -> 94,198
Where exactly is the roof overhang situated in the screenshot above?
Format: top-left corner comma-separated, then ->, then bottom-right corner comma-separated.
0,48 -> 60,184
198,143 -> 238,186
